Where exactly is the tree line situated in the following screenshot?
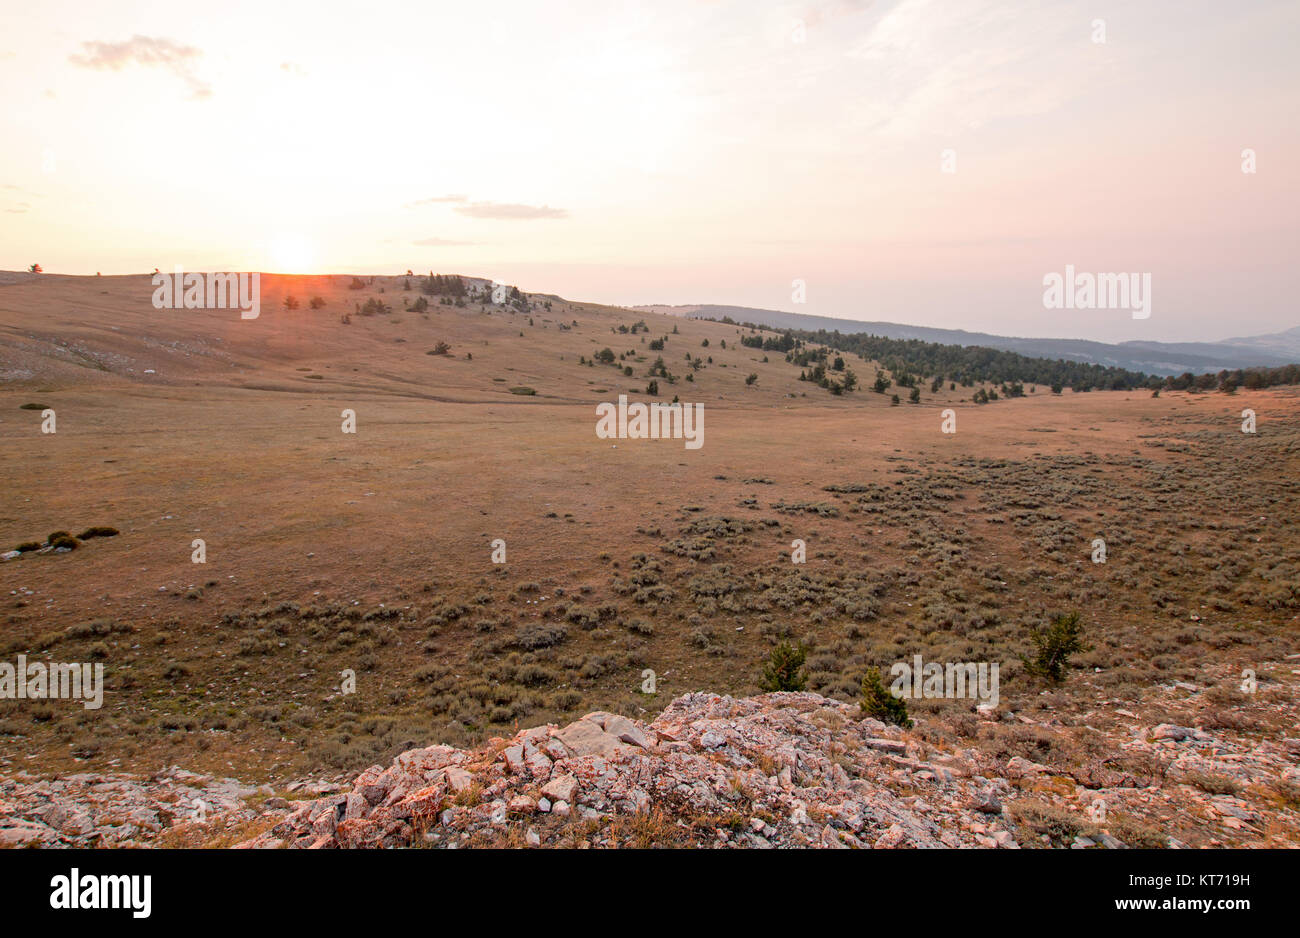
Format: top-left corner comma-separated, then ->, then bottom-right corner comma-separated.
710,320 -> 1300,393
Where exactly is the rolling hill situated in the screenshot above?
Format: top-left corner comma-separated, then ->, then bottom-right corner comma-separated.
634,304 -> 1300,376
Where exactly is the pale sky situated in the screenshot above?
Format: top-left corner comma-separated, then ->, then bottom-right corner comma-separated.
2,0 -> 1296,342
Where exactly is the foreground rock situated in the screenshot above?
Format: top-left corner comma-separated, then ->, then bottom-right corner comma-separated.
5,687 -> 1296,848
0,767 -> 263,847
239,692 -> 1017,849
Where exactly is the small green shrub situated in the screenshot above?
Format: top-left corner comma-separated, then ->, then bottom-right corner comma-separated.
758,640 -> 807,692
860,667 -> 912,728
1021,611 -> 1090,683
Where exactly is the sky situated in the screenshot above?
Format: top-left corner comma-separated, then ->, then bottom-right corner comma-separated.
1,0 -> 1297,343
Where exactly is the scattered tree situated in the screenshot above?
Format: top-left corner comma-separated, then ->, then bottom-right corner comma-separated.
1021,611 -> 1090,683
758,641 -> 807,692
860,668 -> 912,728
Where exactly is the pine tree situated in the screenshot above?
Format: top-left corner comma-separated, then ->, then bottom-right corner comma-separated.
759,641 -> 807,692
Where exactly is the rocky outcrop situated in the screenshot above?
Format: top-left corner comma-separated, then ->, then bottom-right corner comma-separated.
4,687 -> 1297,848
0,766 -> 263,847
236,692 -> 1022,849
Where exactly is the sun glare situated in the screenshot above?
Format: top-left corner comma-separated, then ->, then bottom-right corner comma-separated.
268,235 -> 313,274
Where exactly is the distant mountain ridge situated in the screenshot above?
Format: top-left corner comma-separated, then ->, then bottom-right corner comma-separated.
633,304 -> 1300,377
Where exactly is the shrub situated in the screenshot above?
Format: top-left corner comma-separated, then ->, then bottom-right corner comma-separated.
860,668 -> 912,728
1010,800 -> 1098,845
49,535 -> 79,551
758,640 -> 807,692
508,386 -> 536,396
516,663 -> 558,687
1108,814 -> 1168,849
309,296 -> 326,309
513,624 -> 567,650
1021,611 -> 1090,683
14,542 -> 41,553
76,526 -> 119,540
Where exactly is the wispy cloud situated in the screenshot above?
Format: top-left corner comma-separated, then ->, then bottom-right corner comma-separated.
409,195 -> 566,219
407,195 -> 468,207
69,35 -> 211,99
412,237 -> 477,246
843,0 -> 1114,135
454,202 -> 568,220
4,184 -> 37,213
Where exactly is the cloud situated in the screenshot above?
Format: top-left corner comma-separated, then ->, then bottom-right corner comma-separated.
407,195 -> 468,207
454,202 -> 568,220
3,184 -> 36,212
799,0 -> 875,29
69,35 -> 211,99
412,237 -> 477,246
407,196 -> 566,220
842,0 -> 1112,136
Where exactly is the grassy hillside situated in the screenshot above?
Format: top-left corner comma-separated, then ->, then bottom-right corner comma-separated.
1,273 -> 1297,852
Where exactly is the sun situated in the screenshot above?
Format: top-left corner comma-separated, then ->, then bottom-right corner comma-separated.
268,234 -> 313,273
